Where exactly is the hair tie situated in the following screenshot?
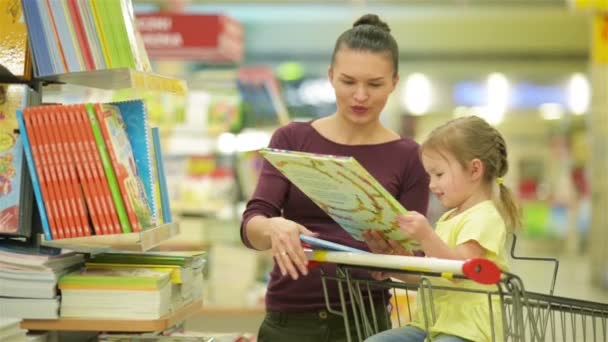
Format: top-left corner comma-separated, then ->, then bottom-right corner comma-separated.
496,177 -> 504,185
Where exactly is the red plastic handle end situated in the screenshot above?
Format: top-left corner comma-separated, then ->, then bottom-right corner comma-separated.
462,258 -> 501,285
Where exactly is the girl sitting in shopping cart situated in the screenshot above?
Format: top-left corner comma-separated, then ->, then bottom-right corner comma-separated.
364,115 -> 521,342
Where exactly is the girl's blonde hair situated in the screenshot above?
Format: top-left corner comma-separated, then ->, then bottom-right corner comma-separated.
422,116 -> 521,230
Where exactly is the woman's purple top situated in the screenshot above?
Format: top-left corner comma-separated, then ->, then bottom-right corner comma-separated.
241,121 -> 430,312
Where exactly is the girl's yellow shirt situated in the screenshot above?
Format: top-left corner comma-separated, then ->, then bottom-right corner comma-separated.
410,200 -> 508,342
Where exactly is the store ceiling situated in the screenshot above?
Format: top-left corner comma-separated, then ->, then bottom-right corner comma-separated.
134,0 -> 587,80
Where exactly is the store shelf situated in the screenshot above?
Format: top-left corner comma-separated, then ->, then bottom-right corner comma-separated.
36,68 -> 187,95
0,64 -> 30,84
20,299 -> 203,332
40,222 -> 181,253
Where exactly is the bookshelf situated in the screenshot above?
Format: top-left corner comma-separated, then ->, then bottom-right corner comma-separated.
20,299 -> 203,332
37,68 -> 187,95
39,222 -> 181,253
0,0 -> 203,337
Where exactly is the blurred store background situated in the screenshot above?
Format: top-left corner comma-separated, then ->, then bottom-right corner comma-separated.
41,0 -> 608,336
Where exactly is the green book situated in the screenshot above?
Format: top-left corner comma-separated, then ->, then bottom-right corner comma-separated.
59,268 -> 170,290
84,103 -> 132,233
88,251 -> 206,267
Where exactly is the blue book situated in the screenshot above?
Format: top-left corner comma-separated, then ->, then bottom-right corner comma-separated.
16,109 -> 52,241
300,235 -> 369,254
21,0 -> 53,76
151,127 -> 171,223
112,100 -> 159,224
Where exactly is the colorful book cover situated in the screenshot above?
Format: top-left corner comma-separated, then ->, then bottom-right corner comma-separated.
0,0 -> 28,78
93,103 -> 153,231
260,148 -> 420,250
84,103 -> 132,233
113,100 -> 159,226
0,85 -> 33,238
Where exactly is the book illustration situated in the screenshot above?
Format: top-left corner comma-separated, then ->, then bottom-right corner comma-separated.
95,103 -> 153,230
113,100 -> 159,225
84,103 -> 132,233
261,148 -> 420,250
0,84 -> 32,237
0,0 -> 28,78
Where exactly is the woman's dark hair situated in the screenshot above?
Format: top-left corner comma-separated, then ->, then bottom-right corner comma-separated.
330,14 -> 399,77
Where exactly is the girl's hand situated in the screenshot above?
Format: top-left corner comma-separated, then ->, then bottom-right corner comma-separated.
397,211 -> 433,242
266,217 -> 317,280
363,230 -> 413,256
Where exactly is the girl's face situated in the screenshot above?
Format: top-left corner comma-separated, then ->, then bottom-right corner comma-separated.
328,48 -> 398,126
421,148 -> 477,211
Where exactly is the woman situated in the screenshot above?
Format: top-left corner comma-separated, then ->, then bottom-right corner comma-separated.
240,13 -> 430,342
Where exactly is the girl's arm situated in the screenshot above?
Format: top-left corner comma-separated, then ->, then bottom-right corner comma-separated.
398,211 -> 487,261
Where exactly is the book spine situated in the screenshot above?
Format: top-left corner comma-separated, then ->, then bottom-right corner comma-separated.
36,106 -> 76,238
54,107 -> 91,236
152,127 -> 171,223
73,104 -> 120,235
16,110 -> 52,241
23,108 -> 63,239
62,105 -> 105,235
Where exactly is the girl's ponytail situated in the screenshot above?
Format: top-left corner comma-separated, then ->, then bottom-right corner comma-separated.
497,182 -> 522,231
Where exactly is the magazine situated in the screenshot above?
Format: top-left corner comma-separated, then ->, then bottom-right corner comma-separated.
260,148 -> 419,250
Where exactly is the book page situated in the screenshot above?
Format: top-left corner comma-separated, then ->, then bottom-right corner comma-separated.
261,148 -> 419,250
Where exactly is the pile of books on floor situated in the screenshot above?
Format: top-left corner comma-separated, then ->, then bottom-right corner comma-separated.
58,250 -> 205,319
0,240 -> 84,319
0,319 -> 27,342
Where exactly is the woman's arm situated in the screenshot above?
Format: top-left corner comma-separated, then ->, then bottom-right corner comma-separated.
245,215 -> 315,280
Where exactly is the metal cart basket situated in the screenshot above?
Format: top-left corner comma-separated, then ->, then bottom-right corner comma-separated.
314,237 -> 608,342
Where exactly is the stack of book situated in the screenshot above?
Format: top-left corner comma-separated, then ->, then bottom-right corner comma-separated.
21,0 -> 151,77
0,241 -> 84,319
0,318 -> 27,342
58,251 -> 205,319
16,99 -> 172,241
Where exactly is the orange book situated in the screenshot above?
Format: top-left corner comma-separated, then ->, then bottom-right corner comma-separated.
33,107 -> 74,238
22,109 -> 61,239
47,107 -> 87,237
52,107 -> 91,236
75,104 -> 121,234
61,105 -> 105,235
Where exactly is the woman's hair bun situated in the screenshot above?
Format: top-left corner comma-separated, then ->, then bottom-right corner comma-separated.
353,14 -> 390,33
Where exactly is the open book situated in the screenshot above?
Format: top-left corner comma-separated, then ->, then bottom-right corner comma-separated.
260,148 -> 419,250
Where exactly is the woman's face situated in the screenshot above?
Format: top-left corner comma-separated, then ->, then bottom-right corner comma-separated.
329,47 -> 398,125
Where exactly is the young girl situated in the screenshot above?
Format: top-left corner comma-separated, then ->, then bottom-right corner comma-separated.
365,115 -> 521,342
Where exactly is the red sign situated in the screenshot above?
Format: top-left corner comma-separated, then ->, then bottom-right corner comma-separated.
136,13 -> 243,62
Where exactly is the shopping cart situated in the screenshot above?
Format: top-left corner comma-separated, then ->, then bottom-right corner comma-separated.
311,236 -> 608,342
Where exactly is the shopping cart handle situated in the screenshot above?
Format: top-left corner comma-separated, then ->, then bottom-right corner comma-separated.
462,258 -> 501,285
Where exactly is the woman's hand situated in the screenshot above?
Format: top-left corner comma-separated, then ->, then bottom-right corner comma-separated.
396,211 -> 433,242
363,230 -> 412,256
266,217 -> 317,280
